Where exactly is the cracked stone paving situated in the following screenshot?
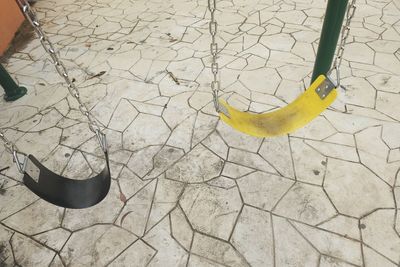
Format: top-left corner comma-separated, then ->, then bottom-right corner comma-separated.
0,0 -> 400,266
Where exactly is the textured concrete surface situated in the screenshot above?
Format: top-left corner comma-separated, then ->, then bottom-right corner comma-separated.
0,0 -> 399,266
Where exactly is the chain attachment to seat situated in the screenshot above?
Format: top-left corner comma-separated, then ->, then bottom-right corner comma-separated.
0,131 -> 27,174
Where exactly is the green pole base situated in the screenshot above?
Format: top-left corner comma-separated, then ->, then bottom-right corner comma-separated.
3,86 -> 27,102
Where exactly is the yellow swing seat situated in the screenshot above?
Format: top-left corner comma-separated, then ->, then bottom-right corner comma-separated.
218,75 -> 337,137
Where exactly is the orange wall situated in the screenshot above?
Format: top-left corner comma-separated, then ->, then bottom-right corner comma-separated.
0,0 -> 24,55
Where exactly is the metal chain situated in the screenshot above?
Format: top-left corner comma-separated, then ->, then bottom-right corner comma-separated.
0,0 -> 108,173
0,132 -> 17,155
330,0 -> 357,88
0,131 -> 27,173
17,0 -> 103,136
207,0 -> 221,112
207,0 -> 356,99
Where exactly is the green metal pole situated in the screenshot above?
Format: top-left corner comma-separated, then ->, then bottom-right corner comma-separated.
0,64 -> 27,101
311,0 -> 348,83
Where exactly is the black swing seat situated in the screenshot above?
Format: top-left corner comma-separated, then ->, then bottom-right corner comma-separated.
23,153 -> 111,209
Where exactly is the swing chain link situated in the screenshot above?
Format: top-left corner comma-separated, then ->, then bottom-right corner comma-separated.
17,0 -> 102,134
331,0 -> 357,88
7,0 -> 107,154
208,0 -> 221,112
0,131 -> 27,174
0,131 -> 19,156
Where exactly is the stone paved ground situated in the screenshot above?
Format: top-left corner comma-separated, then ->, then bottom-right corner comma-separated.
1,0 -> 400,266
